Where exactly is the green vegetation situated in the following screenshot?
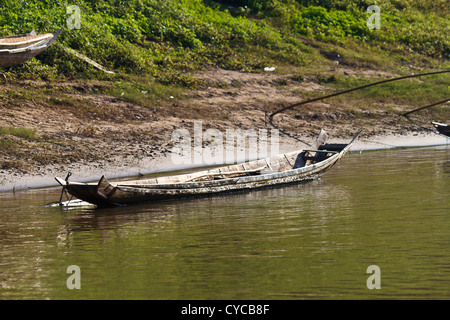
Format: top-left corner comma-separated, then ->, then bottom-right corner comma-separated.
0,126 -> 38,140
0,138 -> 18,153
1,1 -> 447,176
0,127 -> 39,165
109,79 -> 187,106
0,0 -> 448,84
324,73 -> 450,105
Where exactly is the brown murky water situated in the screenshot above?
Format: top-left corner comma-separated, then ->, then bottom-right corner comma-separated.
0,145 -> 449,299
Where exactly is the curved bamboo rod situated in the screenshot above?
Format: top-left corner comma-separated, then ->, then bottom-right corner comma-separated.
402,98 -> 449,117
269,70 -> 450,119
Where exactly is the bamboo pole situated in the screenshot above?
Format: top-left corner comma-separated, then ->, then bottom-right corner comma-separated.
269,70 -> 450,119
62,45 -> 115,74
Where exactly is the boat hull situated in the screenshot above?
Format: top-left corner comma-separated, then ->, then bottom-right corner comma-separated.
104,155 -> 337,206
0,30 -> 61,68
0,47 -> 47,68
56,130 -> 360,207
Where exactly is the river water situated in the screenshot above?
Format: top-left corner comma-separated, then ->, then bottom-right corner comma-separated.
0,145 -> 448,300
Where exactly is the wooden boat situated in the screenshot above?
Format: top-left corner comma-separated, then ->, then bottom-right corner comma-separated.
432,122 -> 450,137
0,29 -> 61,68
55,129 -> 361,207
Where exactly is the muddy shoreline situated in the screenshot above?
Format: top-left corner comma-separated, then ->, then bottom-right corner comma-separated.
1,68 -> 448,192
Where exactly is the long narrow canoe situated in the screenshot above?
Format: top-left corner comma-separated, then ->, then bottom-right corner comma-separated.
55,129 -> 362,207
0,29 -> 61,68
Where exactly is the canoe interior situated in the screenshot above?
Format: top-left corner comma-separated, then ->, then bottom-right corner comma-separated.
113,145 -> 345,188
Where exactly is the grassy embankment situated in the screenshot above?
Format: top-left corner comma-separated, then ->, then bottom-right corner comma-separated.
0,0 -> 449,172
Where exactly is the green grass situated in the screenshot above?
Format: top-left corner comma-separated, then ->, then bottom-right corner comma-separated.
0,0 -> 447,84
0,138 -> 18,152
0,127 -> 39,140
321,73 -> 449,105
109,80 -> 187,106
0,127 -> 38,161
